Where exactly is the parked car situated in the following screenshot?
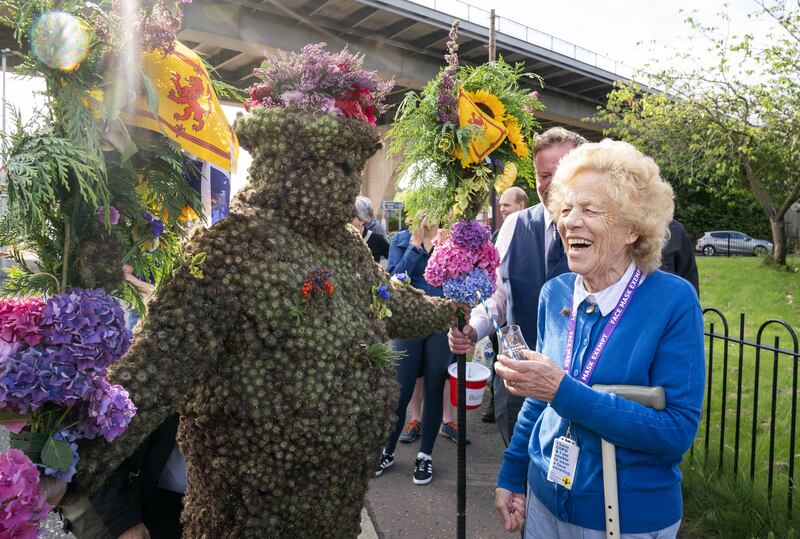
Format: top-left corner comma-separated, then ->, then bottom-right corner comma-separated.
695,230 -> 774,257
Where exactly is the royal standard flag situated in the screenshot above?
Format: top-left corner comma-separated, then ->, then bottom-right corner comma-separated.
456,87 -> 507,166
123,41 -> 238,172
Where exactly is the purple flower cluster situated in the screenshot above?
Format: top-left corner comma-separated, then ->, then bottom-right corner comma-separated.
40,288 -> 131,372
376,285 -> 390,301
142,212 -> 165,238
436,21 -> 460,125
74,380 -> 136,442
97,206 -> 120,226
246,43 -> 393,123
424,220 -> 499,306
0,448 -> 51,538
0,347 -> 94,413
0,290 -> 135,485
451,219 -> 491,250
442,268 -> 496,305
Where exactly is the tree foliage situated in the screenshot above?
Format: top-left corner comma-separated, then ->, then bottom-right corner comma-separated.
595,1 -> 800,264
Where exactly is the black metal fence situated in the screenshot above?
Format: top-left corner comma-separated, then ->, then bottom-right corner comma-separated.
693,308 -> 800,517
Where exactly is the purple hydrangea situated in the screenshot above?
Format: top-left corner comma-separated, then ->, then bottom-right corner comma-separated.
450,220 -> 491,250
442,268 -> 496,305
0,347 -> 95,413
40,289 -> 131,373
74,379 -> 136,442
40,430 -> 79,483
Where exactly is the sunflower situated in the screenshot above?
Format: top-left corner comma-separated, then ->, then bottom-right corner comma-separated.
496,162 -> 518,192
504,116 -> 529,159
467,90 -> 506,120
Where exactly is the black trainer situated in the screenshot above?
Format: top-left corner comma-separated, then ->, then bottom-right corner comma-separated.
413,457 -> 433,485
375,452 -> 394,477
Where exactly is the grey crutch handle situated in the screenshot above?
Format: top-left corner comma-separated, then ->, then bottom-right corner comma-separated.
591,385 -> 666,538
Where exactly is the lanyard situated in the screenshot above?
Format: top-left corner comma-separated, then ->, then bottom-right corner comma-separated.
562,267 -> 642,385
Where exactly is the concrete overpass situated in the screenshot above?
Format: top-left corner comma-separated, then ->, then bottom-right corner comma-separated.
175,0 -> 634,208
179,0 -> 629,138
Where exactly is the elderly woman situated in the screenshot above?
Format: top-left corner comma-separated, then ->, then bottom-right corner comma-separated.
494,140 -> 704,538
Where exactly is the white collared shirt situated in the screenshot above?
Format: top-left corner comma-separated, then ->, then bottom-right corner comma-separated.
572,261 -> 644,316
470,206 -> 552,340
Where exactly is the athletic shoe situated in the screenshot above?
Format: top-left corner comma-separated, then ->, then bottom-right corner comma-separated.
375,452 -> 394,477
440,421 -> 470,444
413,456 -> 433,485
399,419 -> 421,443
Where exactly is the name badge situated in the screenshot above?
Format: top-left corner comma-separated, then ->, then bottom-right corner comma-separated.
547,436 -> 579,490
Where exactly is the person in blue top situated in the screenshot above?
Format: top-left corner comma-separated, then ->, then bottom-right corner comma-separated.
493,140 -> 705,538
374,215 -> 454,486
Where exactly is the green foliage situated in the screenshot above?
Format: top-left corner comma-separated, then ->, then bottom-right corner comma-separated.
594,3 -> 800,265
367,341 -> 406,367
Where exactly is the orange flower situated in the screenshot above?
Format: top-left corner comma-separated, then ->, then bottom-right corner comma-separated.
302,281 -> 313,299
324,281 -> 334,297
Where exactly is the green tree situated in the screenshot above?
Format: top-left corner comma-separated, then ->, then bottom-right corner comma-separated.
595,1 -> 800,265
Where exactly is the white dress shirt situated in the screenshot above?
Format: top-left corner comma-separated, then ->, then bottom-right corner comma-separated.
572,261 -> 643,317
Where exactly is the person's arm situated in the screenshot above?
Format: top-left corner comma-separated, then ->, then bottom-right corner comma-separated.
550,287 -> 705,457
466,213 -> 516,340
386,231 -> 425,277
70,222 -> 242,500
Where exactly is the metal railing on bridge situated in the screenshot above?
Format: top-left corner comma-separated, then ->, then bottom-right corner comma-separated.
408,0 -> 637,79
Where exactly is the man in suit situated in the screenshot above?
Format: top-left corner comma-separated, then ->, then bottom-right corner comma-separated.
661,219 -> 700,296
449,127 -> 587,446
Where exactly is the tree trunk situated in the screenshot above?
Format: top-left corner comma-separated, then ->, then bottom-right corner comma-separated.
770,215 -> 787,265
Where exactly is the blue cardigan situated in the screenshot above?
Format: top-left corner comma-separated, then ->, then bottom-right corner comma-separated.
497,270 -> 705,533
387,229 -> 443,297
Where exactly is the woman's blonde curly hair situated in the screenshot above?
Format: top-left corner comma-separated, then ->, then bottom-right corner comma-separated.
548,139 -> 674,274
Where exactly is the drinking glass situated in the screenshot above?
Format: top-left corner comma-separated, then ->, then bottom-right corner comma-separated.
497,325 -> 529,361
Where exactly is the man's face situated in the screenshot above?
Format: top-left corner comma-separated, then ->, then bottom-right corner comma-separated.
498,192 -> 526,220
534,142 -> 577,206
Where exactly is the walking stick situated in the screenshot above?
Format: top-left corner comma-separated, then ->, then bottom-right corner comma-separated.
592,385 -> 666,539
456,309 -> 467,539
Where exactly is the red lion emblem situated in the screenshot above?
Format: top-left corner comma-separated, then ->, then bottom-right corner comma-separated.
167,73 -> 209,132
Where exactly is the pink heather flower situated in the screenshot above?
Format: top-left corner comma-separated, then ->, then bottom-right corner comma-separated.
0,448 -> 51,538
97,206 -> 120,226
0,297 -> 45,349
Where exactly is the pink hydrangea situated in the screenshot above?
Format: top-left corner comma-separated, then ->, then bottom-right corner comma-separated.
0,448 -> 51,538
475,241 -> 500,277
0,297 -> 45,351
424,238 -> 477,284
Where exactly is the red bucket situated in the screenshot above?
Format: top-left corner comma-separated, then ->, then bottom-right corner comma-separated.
448,363 -> 492,409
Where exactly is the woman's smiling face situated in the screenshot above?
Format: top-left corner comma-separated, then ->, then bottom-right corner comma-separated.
556,171 -> 638,292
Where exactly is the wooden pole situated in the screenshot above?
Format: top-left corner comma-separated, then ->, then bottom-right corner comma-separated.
456,311 -> 467,539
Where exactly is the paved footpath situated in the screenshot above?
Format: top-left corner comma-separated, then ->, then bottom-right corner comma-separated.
363,396 -> 512,539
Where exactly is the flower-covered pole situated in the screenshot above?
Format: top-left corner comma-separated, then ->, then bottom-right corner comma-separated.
388,18 -> 543,537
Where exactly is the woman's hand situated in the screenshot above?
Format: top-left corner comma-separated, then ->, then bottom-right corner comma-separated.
495,351 -> 565,402
39,476 -> 67,506
118,523 -> 151,539
495,487 -> 526,532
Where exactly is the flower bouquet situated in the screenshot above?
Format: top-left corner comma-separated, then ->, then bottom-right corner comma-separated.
0,289 -> 135,494
388,21 -> 541,308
